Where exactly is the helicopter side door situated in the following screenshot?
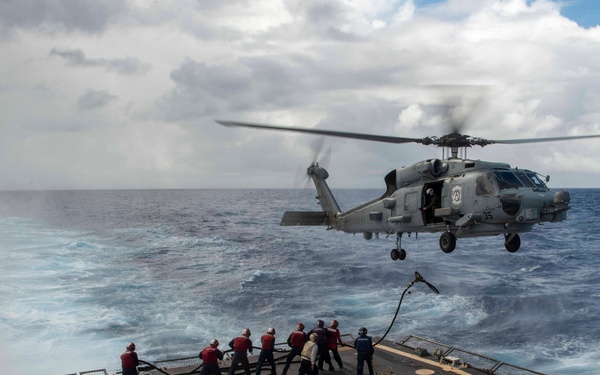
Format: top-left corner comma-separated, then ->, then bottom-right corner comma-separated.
401,187 -> 425,228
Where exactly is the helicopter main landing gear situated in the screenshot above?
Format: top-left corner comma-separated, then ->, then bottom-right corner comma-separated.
390,248 -> 407,261
390,233 -> 407,261
439,232 -> 456,253
504,233 -> 521,252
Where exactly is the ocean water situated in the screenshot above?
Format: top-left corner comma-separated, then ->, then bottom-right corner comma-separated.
0,189 -> 599,375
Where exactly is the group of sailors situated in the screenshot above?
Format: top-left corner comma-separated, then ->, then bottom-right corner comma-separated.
197,320 -> 374,375
121,320 -> 374,375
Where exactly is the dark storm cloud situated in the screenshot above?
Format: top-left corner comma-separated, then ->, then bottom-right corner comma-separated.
156,48 -> 413,123
76,89 -> 117,111
157,57 -> 320,121
0,0 -> 125,35
50,47 -> 149,75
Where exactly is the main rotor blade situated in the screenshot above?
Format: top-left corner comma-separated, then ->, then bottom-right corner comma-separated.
216,120 -> 423,145
217,119 -> 600,149
489,134 -> 600,144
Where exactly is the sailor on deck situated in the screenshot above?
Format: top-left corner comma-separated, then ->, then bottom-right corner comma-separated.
299,333 -> 319,375
282,323 -> 307,375
256,327 -> 278,375
326,320 -> 344,369
308,319 -> 332,371
354,327 -> 374,375
228,328 -> 253,375
199,339 -> 223,375
120,342 -> 140,375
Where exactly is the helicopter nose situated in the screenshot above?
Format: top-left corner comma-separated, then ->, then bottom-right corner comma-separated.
554,190 -> 570,206
547,190 -> 570,222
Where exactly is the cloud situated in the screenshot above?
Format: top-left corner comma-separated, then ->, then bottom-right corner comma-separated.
49,47 -> 149,75
157,56 -> 322,121
0,0 -> 125,35
76,89 -> 118,111
1,0 -> 600,190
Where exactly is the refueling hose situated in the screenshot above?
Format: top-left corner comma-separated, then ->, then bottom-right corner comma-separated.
343,271 -> 439,349
373,271 -> 439,346
140,347 -> 290,375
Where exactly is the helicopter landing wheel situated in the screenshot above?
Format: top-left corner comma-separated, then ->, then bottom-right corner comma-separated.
439,232 -> 456,253
504,233 -> 521,253
390,248 -> 407,261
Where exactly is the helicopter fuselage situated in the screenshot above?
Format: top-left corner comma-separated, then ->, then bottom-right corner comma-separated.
281,158 -> 570,254
217,119 -> 595,256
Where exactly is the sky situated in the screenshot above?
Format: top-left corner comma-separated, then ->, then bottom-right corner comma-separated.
1,0 -> 600,190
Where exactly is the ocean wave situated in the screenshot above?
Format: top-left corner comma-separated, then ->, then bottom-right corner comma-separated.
2,189 -> 600,374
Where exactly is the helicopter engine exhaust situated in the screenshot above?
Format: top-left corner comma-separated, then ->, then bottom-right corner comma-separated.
396,159 -> 448,187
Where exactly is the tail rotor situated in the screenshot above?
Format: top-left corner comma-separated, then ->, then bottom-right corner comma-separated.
294,137 -> 332,188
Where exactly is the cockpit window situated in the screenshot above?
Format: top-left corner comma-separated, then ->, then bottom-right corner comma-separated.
525,170 -> 548,190
494,171 -> 524,190
476,172 -> 495,195
514,171 -> 536,188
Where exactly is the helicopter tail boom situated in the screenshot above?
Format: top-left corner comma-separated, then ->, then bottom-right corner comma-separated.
280,162 -> 341,229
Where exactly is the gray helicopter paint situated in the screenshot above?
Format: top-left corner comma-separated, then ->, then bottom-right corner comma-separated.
291,159 -> 569,243
221,119 -> 582,253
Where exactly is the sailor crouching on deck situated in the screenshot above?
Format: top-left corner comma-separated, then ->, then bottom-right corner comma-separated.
228,328 -> 253,375
199,339 -> 224,375
299,333 -> 319,375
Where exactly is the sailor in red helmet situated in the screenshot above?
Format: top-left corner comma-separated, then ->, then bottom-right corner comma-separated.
228,328 -> 253,375
120,342 -> 140,375
199,339 -> 224,375
282,322 -> 307,375
326,320 -> 345,369
256,327 -> 277,375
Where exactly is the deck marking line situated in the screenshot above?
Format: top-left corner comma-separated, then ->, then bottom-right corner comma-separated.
375,343 -> 471,375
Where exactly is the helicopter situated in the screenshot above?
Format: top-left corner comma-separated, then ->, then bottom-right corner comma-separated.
216,119 -> 600,261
